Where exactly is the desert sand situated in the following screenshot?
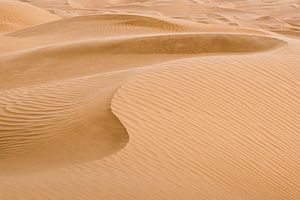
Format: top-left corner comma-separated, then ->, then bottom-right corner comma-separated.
0,0 -> 299,199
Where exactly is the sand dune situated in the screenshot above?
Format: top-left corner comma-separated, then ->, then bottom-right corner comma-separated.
0,0 -> 60,33
110,41 -> 300,199
0,13 -> 269,55
7,14 -> 186,39
0,71 -> 132,173
0,0 -> 299,199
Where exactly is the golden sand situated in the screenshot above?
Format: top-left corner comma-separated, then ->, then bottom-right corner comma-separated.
0,0 -> 299,199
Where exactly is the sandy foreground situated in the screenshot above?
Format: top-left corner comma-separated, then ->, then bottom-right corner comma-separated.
0,0 -> 299,199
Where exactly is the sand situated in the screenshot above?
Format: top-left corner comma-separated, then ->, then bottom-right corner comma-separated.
0,0 -> 299,199
0,0 -> 60,33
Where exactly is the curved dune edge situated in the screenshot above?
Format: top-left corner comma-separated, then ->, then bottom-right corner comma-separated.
109,38 -> 300,199
0,71 -> 131,174
3,33 -> 286,57
0,33 -> 285,90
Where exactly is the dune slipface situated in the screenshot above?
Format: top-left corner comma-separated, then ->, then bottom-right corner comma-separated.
0,0 -> 299,199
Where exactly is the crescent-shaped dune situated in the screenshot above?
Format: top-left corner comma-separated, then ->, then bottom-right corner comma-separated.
0,30 -> 285,173
0,1 -> 299,199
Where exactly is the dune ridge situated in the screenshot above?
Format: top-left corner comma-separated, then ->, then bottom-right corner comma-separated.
4,33 -> 283,57
0,0 -> 299,199
0,13 -> 269,55
0,29 -> 285,172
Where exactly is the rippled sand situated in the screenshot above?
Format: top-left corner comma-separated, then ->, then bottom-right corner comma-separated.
0,0 -> 299,199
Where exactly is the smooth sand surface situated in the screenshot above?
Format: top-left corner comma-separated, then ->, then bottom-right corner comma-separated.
0,0 -> 299,199
0,0 -> 60,33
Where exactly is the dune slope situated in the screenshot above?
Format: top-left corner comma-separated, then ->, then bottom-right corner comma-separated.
0,32 -> 284,89
111,41 -> 300,199
0,71 -> 130,173
0,1 -> 299,200
0,0 -> 60,33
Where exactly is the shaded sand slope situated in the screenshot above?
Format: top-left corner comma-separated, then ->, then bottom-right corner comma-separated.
0,32 -> 284,89
0,0 -> 60,33
0,13 -> 268,55
0,71 -> 131,173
